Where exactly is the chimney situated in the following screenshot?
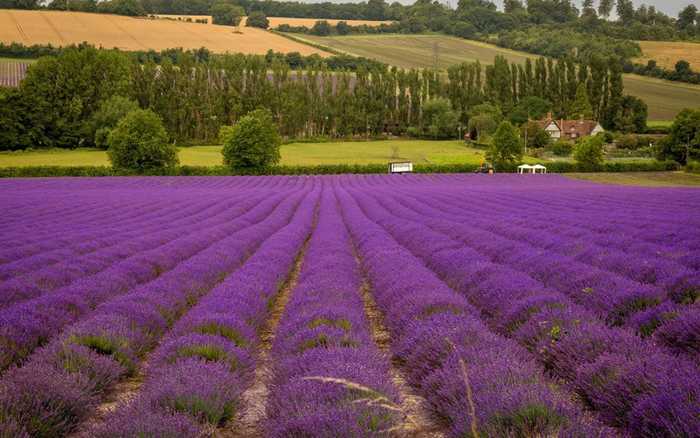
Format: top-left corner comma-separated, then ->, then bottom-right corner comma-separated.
546,112 -> 553,120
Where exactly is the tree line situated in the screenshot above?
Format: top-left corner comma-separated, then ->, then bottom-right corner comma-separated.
0,45 -> 647,152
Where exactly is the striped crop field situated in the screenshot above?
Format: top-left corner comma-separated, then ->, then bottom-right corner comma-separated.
0,60 -> 30,87
297,33 -> 700,121
0,9 -> 328,55
0,174 -> 698,437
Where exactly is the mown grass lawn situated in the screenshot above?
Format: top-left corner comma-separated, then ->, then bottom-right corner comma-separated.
0,140 -> 519,167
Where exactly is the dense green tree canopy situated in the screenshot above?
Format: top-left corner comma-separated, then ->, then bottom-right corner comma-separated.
574,134 -> 605,170
15,46 -> 131,149
420,98 -> 459,139
657,108 -> 700,164
90,96 -> 141,149
107,109 -> 178,171
246,11 -> 269,28
221,109 -> 281,169
488,121 -> 523,168
211,1 -> 244,26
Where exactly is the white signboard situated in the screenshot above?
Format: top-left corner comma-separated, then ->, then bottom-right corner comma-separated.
389,162 -> 413,174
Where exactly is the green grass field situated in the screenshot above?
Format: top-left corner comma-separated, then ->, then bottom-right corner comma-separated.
0,140 -> 506,167
566,172 -> 700,187
297,34 -> 700,121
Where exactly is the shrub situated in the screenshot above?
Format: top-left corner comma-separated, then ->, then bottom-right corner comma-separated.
488,121 -> 523,169
617,134 -> 640,150
573,135 -> 605,170
549,140 -> 573,156
246,11 -> 269,29
107,109 -> 178,171
89,96 -> 140,149
221,109 -> 281,169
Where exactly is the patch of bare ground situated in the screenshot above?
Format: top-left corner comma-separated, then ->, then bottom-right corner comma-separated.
221,238 -> 311,438
358,273 -> 447,438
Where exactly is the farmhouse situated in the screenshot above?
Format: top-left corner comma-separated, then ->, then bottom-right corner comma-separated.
538,113 -> 604,140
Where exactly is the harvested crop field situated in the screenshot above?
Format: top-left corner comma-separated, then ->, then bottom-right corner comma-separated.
636,40 -> 700,70
0,9 -> 328,55
298,33 -> 700,120
0,174 -> 698,437
265,16 -> 394,27
152,15 -> 393,27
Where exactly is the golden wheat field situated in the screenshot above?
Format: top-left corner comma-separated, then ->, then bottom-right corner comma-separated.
635,40 -> 700,70
0,9 -> 329,55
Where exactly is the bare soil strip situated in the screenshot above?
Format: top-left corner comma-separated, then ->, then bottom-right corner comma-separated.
358,267 -> 447,437
223,236 -> 312,438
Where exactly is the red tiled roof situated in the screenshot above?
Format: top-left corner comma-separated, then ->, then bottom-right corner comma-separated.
538,115 -> 601,138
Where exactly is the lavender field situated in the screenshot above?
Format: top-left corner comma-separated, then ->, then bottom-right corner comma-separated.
0,174 -> 698,437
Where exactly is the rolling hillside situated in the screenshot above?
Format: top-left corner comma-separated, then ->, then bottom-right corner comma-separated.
297,33 -> 700,121
635,40 -> 700,70
0,9 -> 328,55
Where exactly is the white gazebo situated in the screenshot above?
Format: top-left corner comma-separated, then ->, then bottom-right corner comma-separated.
517,164 -> 547,174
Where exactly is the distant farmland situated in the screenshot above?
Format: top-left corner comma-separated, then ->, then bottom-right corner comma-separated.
153,15 -> 393,28
635,40 -> 700,70
265,17 -> 394,28
298,34 -> 700,121
0,9 -> 328,55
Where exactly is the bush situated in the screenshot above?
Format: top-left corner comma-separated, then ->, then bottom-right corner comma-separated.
221,109 -> 281,169
107,109 -> 178,171
549,140 -> 573,156
246,11 -> 269,29
89,96 -> 140,149
488,121 -> 523,169
685,161 -> 700,174
617,134 -> 641,150
573,135 -> 605,171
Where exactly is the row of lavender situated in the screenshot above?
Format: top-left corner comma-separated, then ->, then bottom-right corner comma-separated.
368,181 -> 699,358
347,187 -> 699,435
0,174 -> 698,437
0,177 -> 316,436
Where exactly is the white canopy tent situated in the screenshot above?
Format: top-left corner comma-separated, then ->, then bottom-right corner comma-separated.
517,164 -> 547,174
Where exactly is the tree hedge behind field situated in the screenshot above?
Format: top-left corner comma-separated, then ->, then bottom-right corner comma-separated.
0,46 -> 648,151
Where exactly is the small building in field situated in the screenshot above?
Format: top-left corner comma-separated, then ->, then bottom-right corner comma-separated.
538,113 -> 604,141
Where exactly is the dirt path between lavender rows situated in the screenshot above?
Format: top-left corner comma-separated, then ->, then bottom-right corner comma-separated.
222,237 -> 311,438
358,268 -> 447,438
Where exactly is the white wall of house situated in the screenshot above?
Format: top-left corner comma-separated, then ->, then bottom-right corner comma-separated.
591,124 -> 604,136
545,122 -> 561,139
